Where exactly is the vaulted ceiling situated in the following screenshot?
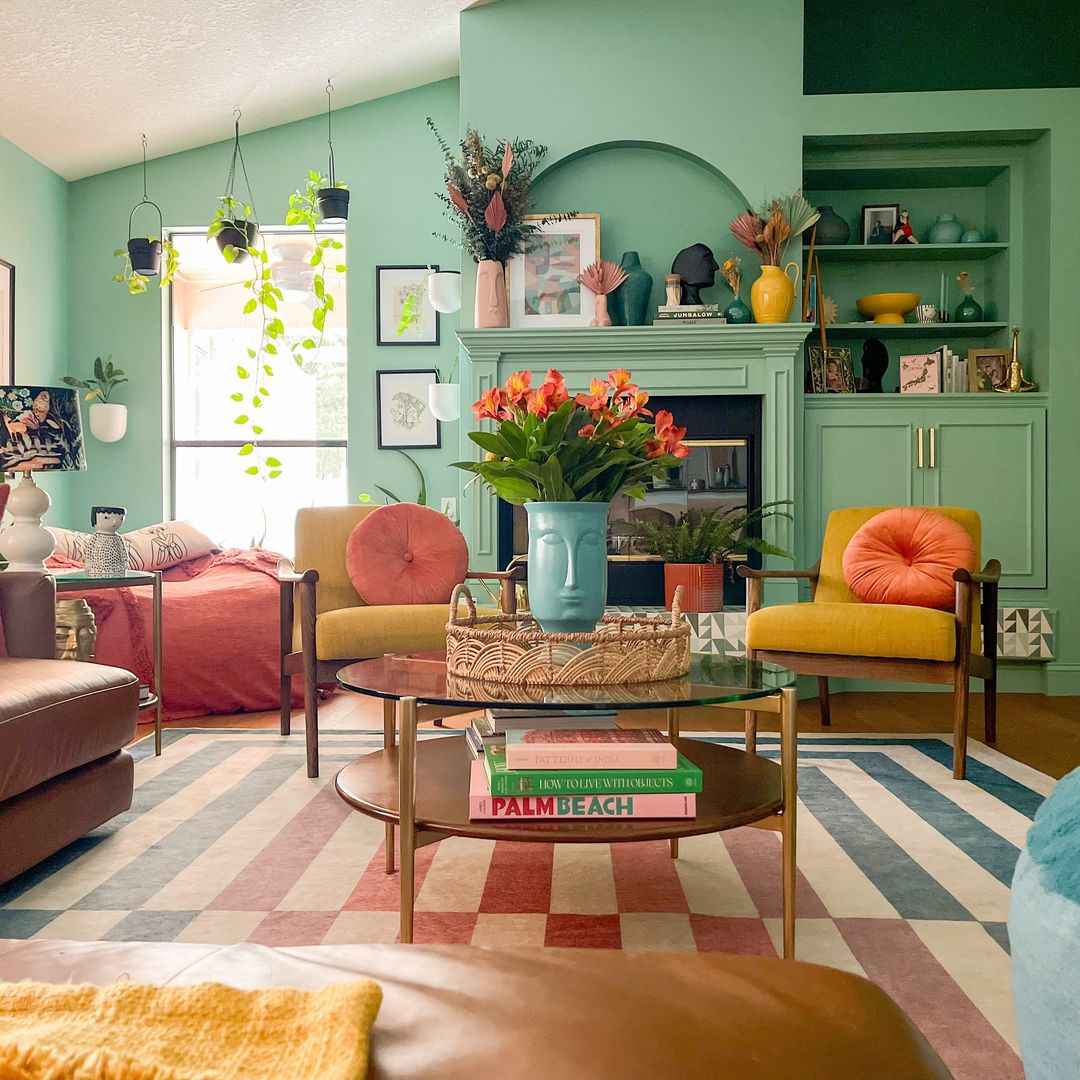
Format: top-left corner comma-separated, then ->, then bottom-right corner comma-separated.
1,0 -> 477,180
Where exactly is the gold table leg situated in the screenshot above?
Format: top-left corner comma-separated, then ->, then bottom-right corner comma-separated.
384,698 -> 397,874
398,696 -> 418,943
153,571 -> 163,757
780,686 -> 798,960
667,706 -> 679,860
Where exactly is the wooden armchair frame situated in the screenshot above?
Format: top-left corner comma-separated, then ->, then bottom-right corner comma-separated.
738,559 -> 1000,780
278,559 -> 526,777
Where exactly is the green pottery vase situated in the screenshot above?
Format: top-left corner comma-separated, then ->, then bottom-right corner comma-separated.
954,295 -> 984,323
724,295 -> 753,324
617,251 -> 653,326
525,501 -> 610,633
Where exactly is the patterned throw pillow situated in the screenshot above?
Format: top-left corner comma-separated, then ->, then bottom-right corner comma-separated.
48,521 -> 220,570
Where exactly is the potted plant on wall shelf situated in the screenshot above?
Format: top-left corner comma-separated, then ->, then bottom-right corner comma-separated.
428,118 -> 570,328
207,111 -> 260,263
634,501 -> 793,613
114,134 -> 179,295
62,356 -> 129,443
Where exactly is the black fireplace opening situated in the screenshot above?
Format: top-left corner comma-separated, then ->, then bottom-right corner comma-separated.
497,394 -> 764,608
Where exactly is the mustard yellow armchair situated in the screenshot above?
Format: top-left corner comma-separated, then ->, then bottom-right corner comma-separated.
278,506 -> 522,777
739,507 -> 999,780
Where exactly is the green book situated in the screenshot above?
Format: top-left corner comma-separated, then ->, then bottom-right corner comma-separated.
481,743 -> 703,797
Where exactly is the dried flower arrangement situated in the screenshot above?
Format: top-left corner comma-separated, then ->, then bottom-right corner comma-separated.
428,118 -> 571,264
577,259 -> 627,295
720,256 -> 743,298
730,194 -> 820,267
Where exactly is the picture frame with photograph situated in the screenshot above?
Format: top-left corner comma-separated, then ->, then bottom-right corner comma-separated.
967,347 -> 1010,392
376,265 -> 440,346
508,213 -> 600,328
0,259 -> 13,384
861,204 -> 900,245
376,369 -> 440,449
807,345 -> 856,394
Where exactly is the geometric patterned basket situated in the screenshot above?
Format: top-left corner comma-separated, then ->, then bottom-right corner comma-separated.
445,583 -> 691,686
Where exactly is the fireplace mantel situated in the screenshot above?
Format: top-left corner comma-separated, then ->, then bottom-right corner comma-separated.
456,324 -> 811,589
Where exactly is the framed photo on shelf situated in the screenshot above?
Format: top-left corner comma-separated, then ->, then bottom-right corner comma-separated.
376,265 -> 439,346
967,347 -> 1010,392
376,368 -> 440,449
0,258 -> 13,383
860,203 -> 900,245
507,213 -> 600,328
807,345 -> 856,393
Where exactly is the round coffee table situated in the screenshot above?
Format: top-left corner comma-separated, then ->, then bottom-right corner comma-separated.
336,652 -> 798,953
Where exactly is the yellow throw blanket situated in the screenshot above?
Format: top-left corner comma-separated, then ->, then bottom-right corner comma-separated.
0,978 -> 381,1080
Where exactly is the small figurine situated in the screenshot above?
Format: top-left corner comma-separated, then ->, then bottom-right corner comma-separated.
892,209 -> 919,245
670,243 -> 719,305
995,327 -> 1038,393
85,506 -> 129,577
665,273 -> 682,308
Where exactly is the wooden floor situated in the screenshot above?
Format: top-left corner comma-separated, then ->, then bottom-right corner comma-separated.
138,690 -> 1080,780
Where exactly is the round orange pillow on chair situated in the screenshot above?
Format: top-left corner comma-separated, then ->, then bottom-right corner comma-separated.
346,503 -> 469,606
842,507 -> 976,611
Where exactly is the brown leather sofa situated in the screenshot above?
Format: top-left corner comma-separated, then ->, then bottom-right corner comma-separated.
0,940 -> 949,1078
0,572 -> 139,884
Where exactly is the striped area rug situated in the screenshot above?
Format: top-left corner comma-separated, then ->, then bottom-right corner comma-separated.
0,728 -> 1049,1080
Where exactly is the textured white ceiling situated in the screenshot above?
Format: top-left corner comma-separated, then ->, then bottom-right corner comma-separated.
0,0 -> 475,180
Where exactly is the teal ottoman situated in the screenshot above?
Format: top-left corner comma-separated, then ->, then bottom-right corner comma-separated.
1009,766 -> 1080,1079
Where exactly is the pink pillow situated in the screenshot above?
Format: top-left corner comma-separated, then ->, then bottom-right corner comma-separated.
842,508 -> 976,611
346,503 -> 468,606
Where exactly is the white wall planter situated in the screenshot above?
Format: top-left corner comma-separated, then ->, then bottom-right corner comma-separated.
89,402 -> 128,443
428,270 -> 462,314
428,383 -> 461,422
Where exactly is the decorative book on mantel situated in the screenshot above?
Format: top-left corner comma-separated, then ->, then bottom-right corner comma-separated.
504,728 -> 677,770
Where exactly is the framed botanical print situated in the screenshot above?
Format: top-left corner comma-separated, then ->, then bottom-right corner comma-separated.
376,265 -> 439,346
508,213 -> 600,328
376,369 -> 440,449
0,259 -> 13,383
807,345 -> 855,393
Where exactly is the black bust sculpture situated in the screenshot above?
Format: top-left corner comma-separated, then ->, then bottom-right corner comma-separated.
860,337 -> 890,393
670,243 -> 718,305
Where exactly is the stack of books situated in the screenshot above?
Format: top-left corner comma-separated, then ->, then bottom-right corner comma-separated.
466,709 -> 702,821
899,346 -> 969,394
652,304 -> 726,326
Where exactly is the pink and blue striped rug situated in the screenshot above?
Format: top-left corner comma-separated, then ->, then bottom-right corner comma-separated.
0,727 -> 1050,1079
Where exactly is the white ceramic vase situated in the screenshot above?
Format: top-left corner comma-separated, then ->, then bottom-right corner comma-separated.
89,402 -> 127,443
1,474 -> 55,571
428,270 -> 462,314
428,383 -> 461,422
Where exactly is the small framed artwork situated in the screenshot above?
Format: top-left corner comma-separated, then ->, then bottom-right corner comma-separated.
376,265 -> 439,346
861,204 -> 900,245
967,347 -> 1010,391
376,369 -> 440,449
0,258 -> 13,383
808,345 -> 856,393
508,213 -> 600,328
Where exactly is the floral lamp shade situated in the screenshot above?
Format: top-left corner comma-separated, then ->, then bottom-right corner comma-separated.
0,385 -> 87,474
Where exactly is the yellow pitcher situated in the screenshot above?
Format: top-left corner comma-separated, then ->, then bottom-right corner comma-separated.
750,261 -> 800,324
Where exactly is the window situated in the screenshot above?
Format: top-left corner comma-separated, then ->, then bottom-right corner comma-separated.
168,228 -> 347,554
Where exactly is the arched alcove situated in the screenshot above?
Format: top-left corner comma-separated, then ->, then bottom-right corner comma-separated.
531,141 -> 750,315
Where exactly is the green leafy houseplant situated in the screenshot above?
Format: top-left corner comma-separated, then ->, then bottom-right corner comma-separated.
62,356 -> 128,402
359,450 -> 428,506
113,237 -> 179,295
633,502 -> 794,563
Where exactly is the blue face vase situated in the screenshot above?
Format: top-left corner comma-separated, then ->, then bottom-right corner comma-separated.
525,501 -> 610,633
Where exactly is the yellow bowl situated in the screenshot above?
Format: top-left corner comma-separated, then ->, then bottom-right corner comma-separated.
856,292 -> 921,324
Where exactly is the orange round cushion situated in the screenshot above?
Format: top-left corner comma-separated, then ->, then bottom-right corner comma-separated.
842,508 -> 976,611
346,503 -> 468,606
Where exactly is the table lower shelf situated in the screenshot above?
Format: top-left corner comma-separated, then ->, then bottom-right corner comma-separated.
335,734 -> 783,844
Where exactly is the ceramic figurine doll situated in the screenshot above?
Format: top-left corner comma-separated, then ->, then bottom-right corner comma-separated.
892,209 -> 918,244
86,505 -> 129,577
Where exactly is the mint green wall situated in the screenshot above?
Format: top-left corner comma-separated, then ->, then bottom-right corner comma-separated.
0,137 -> 75,523
64,78 -> 461,530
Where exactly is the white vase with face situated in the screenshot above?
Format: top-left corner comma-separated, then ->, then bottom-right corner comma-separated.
428,383 -> 461,422
428,270 -> 462,314
89,402 -> 127,443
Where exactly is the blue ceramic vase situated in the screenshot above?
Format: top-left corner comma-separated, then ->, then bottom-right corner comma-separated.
525,501 -> 610,633
617,251 -> 653,326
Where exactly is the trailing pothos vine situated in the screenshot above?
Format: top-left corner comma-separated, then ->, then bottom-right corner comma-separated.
228,171 -> 347,479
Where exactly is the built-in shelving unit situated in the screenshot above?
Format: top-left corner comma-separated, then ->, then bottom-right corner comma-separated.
823,321 -> 1007,337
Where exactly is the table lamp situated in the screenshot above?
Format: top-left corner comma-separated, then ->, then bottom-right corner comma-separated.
0,385 -> 86,571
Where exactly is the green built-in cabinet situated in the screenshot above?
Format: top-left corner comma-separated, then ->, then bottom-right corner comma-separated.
803,397 -> 1047,589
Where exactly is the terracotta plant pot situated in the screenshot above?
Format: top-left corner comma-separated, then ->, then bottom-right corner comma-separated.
663,563 -> 726,613
475,259 -> 508,328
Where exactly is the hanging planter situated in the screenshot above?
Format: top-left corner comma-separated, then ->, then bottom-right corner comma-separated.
208,110 -> 260,263
428,269 -> 462,313
317,79 -> 350,223
113,134 -> 178,295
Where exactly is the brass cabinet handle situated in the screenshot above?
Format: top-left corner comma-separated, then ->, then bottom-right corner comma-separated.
916,426 -> 924,468
929,425 -> 936,469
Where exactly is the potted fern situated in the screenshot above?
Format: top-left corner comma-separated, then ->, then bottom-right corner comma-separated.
62,356 -> 129,443
634,501 -> 793,612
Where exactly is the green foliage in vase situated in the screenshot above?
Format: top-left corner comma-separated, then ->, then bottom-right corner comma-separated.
62,355 -> 129,403
633,501 -> 794,564
112,237 -> 179,295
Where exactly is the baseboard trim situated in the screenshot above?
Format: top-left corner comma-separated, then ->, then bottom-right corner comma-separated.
1044,663 -> 1080,696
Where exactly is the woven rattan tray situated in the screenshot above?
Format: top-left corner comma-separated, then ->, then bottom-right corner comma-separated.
445,584 -> 691,686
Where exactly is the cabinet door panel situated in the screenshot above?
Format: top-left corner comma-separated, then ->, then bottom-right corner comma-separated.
925,409 -> 1046,588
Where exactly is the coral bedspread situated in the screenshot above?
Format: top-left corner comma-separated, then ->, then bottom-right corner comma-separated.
50,549 -> 301,720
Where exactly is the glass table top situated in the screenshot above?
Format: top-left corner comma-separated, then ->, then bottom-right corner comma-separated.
53,569 -> 157,588
337,651 -> 793,711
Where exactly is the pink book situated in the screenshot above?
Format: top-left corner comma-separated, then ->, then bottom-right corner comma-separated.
469,760 -> 695,820
504,728 -> 677,770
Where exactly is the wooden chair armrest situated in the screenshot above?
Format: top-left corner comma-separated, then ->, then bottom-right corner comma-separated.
953,559 -> 1001,586
737,562 -> 820,582
277,558 -> 319,585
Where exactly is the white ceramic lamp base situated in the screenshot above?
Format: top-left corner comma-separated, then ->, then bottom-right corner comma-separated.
1,474 -> 56,572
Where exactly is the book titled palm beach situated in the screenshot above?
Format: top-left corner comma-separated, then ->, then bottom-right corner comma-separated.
469,761 -> 696,819
481,742 -> 702,797
504,728 -> 678,770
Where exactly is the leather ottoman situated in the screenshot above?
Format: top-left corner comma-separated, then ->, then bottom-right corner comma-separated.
0,940 -> 949,1078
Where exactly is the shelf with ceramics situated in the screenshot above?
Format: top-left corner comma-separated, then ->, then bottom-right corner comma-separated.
805,242 -> 1008,262
823,321 -> 1007,337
